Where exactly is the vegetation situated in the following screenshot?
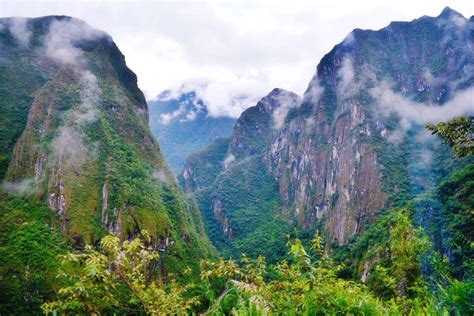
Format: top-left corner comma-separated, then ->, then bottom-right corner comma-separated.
426,116 -> 474,157
1,12 -> 473,315
43,217 -> 453,315
0,196 -> 67,315
42,231 -> 198,315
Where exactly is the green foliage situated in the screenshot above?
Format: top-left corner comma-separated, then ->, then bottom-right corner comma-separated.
426,116 -> 474,157
388,211 -> 431,299
201,233 -> 390,315
335,209 -> 435,313
196,157 -> 288,262
0,51 -> 49,179
42,231 -> 199,315
178,137 -> 230,191
0,196 -> 67,315
437,164 -> 474,277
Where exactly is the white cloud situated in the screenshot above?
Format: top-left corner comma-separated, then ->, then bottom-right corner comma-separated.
156,77 -> 267,118
2,0 -> 474,118
337,57 -> 355,97
7,17 -> 32,46
272,91 -> 302,129
303,77 -> 324,104
43,18 -> 105,64
52,126 -> 89,167
75,70 -> 100,123
2,178 -> 34,194
160,103 -> 186,125
183,110 -> 197,121
371,82 -> 474,138
223,153 -> 235,169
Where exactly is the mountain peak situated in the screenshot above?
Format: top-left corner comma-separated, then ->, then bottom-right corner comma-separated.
438,6 -> 465,19
258,88 -> 301,114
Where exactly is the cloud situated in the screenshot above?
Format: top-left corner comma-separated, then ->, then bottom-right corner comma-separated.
371,82 -> 474,141
7,17 -> 32,47
52,126 -> 89,167
195,77 -> 263,118
3,1 -> 474,118
183,110 -> 197,122
2,178 -> 35,195
75,70 -> 100,124
223,153 -> 235,169
303,77 -> 324,104
160,103 -> 186,125
43,18 -> 106,64
272,91 -> 302,129
337,57 -> 356,98
155,78 -> 266,118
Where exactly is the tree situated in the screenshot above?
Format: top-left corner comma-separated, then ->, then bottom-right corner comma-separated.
426,116 -> 473,157
201,233 -> 388,315
42,231 -> 197,315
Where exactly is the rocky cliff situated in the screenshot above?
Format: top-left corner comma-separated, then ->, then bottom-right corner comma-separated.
181,7 -> 474,255
0,16 -> 215,272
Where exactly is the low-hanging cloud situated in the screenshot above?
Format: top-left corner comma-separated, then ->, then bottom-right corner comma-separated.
196,78 -> 264,118
371,82 -> 474,141
7,17 -> 32,47
303,76 -> 324,104
2,178 -> 35,195
160,102 -> 186,125
75,70 -> 100,124
337,57 -> 355,97
43,18 -> 106,65
155,78 -> 264,119
272,91 -> 302,129
52,126 -> 89,167
223,153 -> 235,169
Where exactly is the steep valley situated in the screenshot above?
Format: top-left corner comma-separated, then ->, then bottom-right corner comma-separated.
180,8 -> 474,264
0,7 -> 473,315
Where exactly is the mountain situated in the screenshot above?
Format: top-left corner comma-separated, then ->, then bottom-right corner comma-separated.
180,8 -> 474,259
149,88 -> 236,175
0,16 -> 215,312
179,88 -> 302,259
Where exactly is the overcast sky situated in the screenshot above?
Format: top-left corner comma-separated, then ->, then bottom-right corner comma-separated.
1,0 -> 473,117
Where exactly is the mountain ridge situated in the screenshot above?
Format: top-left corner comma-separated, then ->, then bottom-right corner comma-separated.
0,15 -> 215,271
180,7 -> 474,258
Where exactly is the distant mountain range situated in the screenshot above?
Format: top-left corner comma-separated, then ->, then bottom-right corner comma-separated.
148,88 -> 236,175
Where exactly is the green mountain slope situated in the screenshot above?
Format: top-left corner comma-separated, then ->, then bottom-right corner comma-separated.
179,88 -> 301,260
0,15 -> 215,313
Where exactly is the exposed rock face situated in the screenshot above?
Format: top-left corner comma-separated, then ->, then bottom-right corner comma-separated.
264,7 -> 474,244
0,16 -> 215,271
181,7 -> 474,253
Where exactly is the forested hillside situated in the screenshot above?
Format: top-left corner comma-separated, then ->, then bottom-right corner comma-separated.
0,16 -> 215,314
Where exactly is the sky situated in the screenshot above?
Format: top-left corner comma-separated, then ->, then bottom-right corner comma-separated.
1,0 -> 473,117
